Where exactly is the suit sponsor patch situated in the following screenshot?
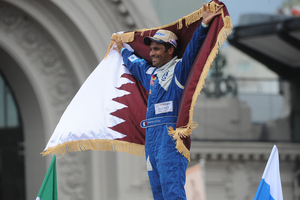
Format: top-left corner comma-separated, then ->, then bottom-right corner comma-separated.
161,70 -> 169,81
128,55 -> 146,66
128,54 -> 139,62
154,101 -> 173,115
146,67 -> 155,75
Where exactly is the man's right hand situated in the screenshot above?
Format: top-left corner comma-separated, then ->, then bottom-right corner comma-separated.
111,36 -> 124,54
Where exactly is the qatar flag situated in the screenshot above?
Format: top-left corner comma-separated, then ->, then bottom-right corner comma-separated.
42,0 -> 232,161
43,44 -> 147,157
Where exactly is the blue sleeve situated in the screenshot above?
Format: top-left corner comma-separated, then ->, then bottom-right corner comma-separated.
175,24 -> 209,86
121,48 -> 154,91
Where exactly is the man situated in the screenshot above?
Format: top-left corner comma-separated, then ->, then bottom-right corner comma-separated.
112,3 -> 222,200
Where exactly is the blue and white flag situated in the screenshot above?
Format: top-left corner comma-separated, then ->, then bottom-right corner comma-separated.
254,145 -> 283,200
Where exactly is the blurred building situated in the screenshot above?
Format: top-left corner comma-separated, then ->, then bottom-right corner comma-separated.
0,0 -> 160,199
1,0 -> 300,200
150,0 -> 205,25
151,0 -> 300,199
192,5 -> 300,200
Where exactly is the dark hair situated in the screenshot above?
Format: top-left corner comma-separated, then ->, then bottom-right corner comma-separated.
162,42 -> 178,57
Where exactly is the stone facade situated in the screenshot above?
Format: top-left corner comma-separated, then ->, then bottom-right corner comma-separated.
190,142 -> 300,200
0,0 -> 158,199
0,0 -> 299,200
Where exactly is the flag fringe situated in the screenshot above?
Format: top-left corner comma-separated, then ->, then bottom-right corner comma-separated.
168,16 -> 232,161
42,139 -> 145,158
105,1 -> 231,58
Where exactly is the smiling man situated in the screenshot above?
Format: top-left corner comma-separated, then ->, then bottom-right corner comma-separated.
112,3 -> 222,200
146,30 -> 178,68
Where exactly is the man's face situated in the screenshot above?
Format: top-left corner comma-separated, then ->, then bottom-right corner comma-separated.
149,42 -> 172,68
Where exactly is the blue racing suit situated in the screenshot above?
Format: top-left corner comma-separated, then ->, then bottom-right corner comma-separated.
121,24 -> 208,200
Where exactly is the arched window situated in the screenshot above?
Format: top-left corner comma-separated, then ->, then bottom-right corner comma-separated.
0,74 -> 19,128
0,73 -> 25,200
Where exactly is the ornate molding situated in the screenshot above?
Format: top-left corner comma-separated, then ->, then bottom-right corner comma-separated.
111,0 -> 136,29
190,141 -> 300,162
0,2 -> 86,198
0,2 -> 77,116
57,152 -> 89,200
223,162 -> 252,200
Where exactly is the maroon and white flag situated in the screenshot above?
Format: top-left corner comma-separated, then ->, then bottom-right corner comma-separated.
43,44 -> 147,156
42,0 -> 232,161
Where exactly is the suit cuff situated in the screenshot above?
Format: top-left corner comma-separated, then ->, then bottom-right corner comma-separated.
202,22 -> 209,28
121,47 -> 126,55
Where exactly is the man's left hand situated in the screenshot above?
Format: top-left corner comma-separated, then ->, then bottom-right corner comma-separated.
202,3 -> 223,25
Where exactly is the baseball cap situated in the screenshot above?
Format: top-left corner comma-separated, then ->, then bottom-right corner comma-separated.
144,29 -> 178,48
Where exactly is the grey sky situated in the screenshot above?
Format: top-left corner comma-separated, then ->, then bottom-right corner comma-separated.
151,0 -> 287,26
216,0 -> 287,26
